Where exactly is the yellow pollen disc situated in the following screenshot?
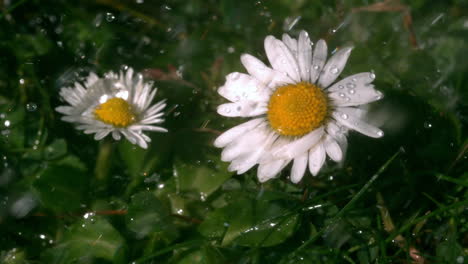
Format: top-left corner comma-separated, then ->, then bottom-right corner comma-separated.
267,82 -> 328,136
94,97 -> 136,127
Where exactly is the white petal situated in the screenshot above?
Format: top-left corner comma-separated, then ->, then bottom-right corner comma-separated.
329,84 -> 383,107
318,47 -> 353,88
310,39 -> 327,84
273,127 -> 325,159
309,143 -> 326,176
258,159 -> 289,183
217,101 -> 267,117
327,72 -> 376,92
332,108 -> 384,138
264,36 -> 300,82
297,30 -> 312,82
94,130 -> 111,140
112,130 -> 121,140
240,54 -> 293,90
228,131 -> 278,174
145,100 -> 166,117
131,125 -> 167,132
218,72 -> 270,103
282,34 -> 298,57
221,125 -> 268,162
214,118 -> 265,148
290,153 -> 308,183
324,136 -> 342,162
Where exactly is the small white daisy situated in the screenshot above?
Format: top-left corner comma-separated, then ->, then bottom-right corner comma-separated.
214,30 -> 384,183
56,67 -> 167,149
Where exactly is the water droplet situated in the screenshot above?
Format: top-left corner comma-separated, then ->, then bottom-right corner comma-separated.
338,85 -> 344,89
345,97 -> 350,102
376,130 -> 384,137
339,93 -> 345,98
341,114 -> 348,120
313,65 -> 319,70
26,103 -> 37,112
348,89 -> 355,94
224,108 -> 231,113
330,67 -> 339,74
236,106 -> 242,111
4,120 -> 11,127
352,78 -> 357,82
423,122 -> 432,129
346,83 -> 355,88
375,91 -> 383,100
106,12 -> 115,22
456,256 -> 464,264
369,72 -> 376,79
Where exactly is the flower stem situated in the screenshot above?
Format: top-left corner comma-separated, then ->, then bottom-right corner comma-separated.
95,139 -> 113,181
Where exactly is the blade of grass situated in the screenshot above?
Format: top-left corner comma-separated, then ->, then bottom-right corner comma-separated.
280,150 -> 400,263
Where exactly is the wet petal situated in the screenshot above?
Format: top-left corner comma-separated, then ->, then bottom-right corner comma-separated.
214,118 -> 265,148
218,72 -> 270,103
332,108 -> 384,138
273,127 -> 324,159
318,47 -> 353,88
258,159 -> 289,182
282,34 -> 298,57
324,135 -> 342,162
310,39 -> 327,84
309,143 -> 326,176
221,125 -> 268,162
217,101 -> 267,117
327,72 -> 376,92
290,153 -> 308,183
265,36 -> 301,82
329,84 -> 383,107
297,30 -> 312,82
240,54 -> 293,90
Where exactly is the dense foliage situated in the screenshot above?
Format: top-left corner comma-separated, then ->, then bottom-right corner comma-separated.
0,0 -> 467,263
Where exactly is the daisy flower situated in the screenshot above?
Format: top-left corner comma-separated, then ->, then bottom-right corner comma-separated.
56,67 -> 167,149
214,30 -> 384,183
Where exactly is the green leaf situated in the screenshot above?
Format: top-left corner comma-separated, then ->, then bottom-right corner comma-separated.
436,240 -> 464,263
198,191 -> 299,247
42,218 -> 126,264
33,164 -> 88,212
126,191 -> 178,241
44,139 -> 67,160
0,248 -> 28,264
173,154 -> 231,198
170,245 -> 225,264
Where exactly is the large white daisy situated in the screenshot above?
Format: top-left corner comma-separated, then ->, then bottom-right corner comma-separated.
56,67 -> 167,149
214,30 -> 384,183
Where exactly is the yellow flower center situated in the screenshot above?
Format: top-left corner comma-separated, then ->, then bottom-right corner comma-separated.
267,82 -> 328,136
94,97 -> 136,127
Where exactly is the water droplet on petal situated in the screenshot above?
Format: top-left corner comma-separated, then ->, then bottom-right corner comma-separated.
338,85 -> 344,89
370,72 -> 376,79
423,122 -> 432,129
339,93 -> 345,98
313,65 -> 320,70
352,78 -> 357,82
348,89 -> 355,94
330,67 -> 339,74
236,106 -> 242,111
375,91 -> 383,100
376,130 -> 384,137
341,113 -> 348,120
346,83 -> 355,88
